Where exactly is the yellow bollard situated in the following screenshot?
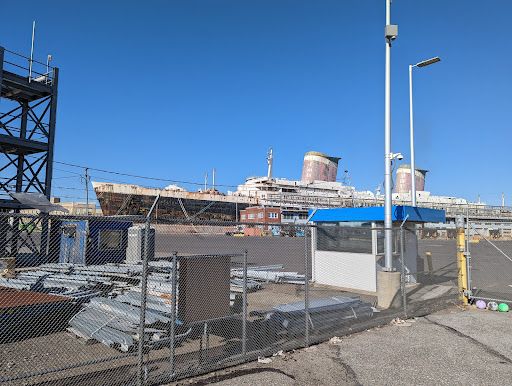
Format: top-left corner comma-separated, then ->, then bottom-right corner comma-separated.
457,227 -> 468,305
426,252 -> 433,278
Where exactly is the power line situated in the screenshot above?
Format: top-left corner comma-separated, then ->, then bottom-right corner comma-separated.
49,159 -> 239,188
52,175 -> 79,180
53,167 -> 82,176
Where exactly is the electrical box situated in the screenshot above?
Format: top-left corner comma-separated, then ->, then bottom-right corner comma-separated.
178,255 -> 231,323
126,225 -> 155,264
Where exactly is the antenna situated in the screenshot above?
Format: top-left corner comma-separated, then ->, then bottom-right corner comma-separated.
29,21 -> 35,82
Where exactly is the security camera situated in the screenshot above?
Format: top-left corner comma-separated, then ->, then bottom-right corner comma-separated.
385,25 -> 398,42
397,154 -> 403,161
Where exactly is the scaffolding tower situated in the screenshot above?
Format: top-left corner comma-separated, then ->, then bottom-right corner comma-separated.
0,46 -> 59,263
0,46 -> 59,209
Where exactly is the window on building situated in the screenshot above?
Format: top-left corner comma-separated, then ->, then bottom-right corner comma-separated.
258,212 -> 264,219
241,214 -> 246,220
98,229 -> 123,251
316,222 -> 382,254
248,213 -> 255,220
268,212 -> 278,219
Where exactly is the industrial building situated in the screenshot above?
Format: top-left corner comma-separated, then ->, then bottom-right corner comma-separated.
240,206 -> 281,234
21,198 -> 102,216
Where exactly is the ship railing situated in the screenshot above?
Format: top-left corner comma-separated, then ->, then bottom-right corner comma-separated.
265,193 -> 512,219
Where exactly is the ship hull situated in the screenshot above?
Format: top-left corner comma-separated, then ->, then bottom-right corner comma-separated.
96,190 -> 252,221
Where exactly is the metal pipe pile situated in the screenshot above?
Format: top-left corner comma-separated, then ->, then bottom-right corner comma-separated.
68,295 -> 177,352
250,296 -> 374,335
231,265 -> 305,285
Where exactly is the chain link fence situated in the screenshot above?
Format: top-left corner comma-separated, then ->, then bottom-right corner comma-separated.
465,219 -> 512,304
0,213 -> 460,385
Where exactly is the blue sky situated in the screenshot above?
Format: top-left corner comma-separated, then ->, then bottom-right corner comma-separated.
1,1 -> 511,206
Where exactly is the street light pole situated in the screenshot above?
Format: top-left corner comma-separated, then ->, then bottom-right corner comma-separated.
409,56 -> 441,207
384,0 -> 397,270
409,64 -> 416,206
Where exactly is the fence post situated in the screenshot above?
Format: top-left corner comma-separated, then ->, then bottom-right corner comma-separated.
242,250 -> 247,358
465,208 -> 472,298
0,214 -> 8,257
304,226 -> 310,347
137,217 -> 151,386
456,216 -> 468,305
170,251 -> 178,377
400,227 -> 407,319
40,215 -> 49,263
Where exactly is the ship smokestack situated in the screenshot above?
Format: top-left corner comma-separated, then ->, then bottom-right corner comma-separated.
394,164 -> 428,193
301,151 -> 341,183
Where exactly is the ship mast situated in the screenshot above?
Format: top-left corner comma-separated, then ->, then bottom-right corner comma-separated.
267,148 -> 274,180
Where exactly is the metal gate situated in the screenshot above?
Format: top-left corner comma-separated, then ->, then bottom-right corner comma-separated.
467,221 -> 512,304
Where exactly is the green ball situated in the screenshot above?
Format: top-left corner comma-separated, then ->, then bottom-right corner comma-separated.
498,303 -> 509,312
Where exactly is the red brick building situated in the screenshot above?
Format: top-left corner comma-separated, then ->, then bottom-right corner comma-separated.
240,206 -> 281,233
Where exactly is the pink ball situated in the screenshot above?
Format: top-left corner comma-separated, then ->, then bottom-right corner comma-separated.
476,300 -> 486,309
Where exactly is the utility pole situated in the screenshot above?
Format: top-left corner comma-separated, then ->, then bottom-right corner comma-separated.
80,167 -> 90,215
85,168 -> 89,215
384,0 -> 398,270
378,0 -> 401,310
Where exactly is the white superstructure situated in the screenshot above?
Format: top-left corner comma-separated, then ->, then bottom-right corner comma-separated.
231,149 -> 374,209
231,150 -> 510,221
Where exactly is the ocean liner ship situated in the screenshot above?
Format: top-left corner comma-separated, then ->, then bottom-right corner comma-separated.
92,150 -> 368,220
93,149 -> 504,222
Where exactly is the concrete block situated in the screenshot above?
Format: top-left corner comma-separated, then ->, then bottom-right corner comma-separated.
377,271 -> 401,309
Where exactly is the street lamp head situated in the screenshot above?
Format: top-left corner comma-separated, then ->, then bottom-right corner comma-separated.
416,56 -> 441,67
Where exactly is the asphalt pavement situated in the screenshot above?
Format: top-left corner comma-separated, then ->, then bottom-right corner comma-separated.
173,306 -> 512,385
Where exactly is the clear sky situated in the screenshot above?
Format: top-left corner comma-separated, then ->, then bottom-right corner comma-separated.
1,1 -> 511,206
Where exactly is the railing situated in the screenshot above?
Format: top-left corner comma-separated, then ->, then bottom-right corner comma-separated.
2,48 -> 55,86
264,193 -> 512,219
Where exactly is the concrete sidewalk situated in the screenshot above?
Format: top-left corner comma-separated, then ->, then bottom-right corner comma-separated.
173,306 -> 512,385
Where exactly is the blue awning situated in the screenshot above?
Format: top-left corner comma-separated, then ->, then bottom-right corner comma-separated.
308,206 -> 445,223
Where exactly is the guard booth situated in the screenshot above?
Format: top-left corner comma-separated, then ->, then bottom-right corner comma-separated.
309,206 -> 445,293
59,219 -> 133,265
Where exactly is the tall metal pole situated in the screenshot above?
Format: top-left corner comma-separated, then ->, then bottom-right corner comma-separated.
138,194 -> 159,385
304,228 -> 309,347
409,65 -> 416,206
384,0 -> 393,269
170,251 -> 178,378
29,21 -> 35,82
85,167 -> 89,215
137,218 -> 151,386
242,250 -> 248,358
